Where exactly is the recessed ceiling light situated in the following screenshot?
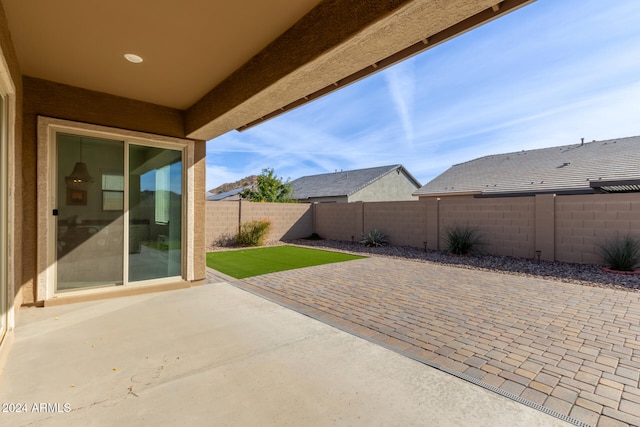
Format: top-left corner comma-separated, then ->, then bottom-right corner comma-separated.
124,53 -> 143,64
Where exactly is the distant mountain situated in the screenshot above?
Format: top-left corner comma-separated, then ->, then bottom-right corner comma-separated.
208,175 -> 257,195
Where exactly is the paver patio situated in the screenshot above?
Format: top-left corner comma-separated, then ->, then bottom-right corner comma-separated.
0,278 -> 569,427
229,256 -> 640,427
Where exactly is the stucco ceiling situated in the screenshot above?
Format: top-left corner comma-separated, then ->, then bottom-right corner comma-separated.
3,0 -> 322,109
2,0 -> 535,140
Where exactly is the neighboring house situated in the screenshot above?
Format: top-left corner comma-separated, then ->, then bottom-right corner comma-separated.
414,136 -> 640,199
206,187 -> 248,201
291,165 -> 421,203
0,0 -> 535,366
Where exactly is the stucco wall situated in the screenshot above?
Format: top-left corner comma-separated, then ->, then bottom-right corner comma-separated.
350,170 -> 419,202
1,0 -> 24,321
21,78 -> 205,304
192,141 -> 206,281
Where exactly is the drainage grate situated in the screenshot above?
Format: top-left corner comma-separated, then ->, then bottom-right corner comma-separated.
431,362 -> 591,427
228,280 -> 592,427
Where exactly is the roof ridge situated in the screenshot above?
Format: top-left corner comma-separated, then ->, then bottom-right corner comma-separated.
293,164 -> 401,180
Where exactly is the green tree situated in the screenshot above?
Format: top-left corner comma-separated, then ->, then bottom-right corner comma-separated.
240,168 -> 294,202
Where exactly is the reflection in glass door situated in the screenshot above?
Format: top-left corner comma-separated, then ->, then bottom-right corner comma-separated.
56,135 -> 124,291
129,145 -> 182,282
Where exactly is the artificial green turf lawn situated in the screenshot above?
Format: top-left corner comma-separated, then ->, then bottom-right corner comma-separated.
206,245 -> 366,279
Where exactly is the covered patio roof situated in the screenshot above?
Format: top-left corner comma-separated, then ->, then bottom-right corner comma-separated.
3,0 -> 534,141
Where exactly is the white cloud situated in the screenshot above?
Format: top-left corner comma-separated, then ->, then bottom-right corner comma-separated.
205,0 -> 640,188
383,60 -> 417,143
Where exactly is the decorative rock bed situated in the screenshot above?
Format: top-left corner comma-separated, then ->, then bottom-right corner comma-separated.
286,239 -> 640,292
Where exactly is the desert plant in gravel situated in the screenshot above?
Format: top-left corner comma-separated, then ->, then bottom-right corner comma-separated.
236,219 -> 271,247
444,225 -> 485,255
598,234 -> 640,272
361,229 -> 388,247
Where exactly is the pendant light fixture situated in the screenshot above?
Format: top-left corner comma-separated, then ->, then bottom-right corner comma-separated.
65,137 -> 94,191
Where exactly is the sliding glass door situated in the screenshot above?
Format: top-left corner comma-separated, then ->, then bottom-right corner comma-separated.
128,145 -> 182,282
56,134 -> 125,291
55,133 -> 183,292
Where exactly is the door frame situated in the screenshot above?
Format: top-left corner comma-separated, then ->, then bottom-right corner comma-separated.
0,92 -> 7,341
37,117 -> 197,302
0,56 -> 16,343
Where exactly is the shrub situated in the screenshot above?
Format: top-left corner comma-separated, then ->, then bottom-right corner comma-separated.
236,219 -> 271,247
598,234 -> 640,271
361,229 -> 388,247
215,232 -> 237,247
444,225 -> 484,255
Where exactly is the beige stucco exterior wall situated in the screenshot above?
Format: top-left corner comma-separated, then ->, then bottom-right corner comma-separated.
22,78 -> 205,304
205,201 -> 312,246
349,171 -> 419,202
0,0 -> 22,355
192,141 -> 206,281
554,193 -> 640,264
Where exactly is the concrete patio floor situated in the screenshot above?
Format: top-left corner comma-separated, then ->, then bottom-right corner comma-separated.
237,256 -> 640,427
0,280 -> 568,426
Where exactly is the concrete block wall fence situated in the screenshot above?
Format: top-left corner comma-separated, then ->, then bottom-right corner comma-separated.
555,194 -> 640,264
206,193 -> 640,265
205,200 -> 313,246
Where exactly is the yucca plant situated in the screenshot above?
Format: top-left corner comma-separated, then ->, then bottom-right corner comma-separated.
598,234 -> 640,272
361,229 -> 388,247
444,225 -> 484,255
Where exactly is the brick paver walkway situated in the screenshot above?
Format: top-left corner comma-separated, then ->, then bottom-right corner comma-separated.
224,257 -> 640,427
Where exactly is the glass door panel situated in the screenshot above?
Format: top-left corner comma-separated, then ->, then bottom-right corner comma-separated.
128,145 -> 182,282
56,134 -> 124,291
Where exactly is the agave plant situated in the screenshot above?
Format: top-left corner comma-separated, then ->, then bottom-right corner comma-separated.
444,225 -> 484,255
361,229 -> 388,247
598,234 -> 640,272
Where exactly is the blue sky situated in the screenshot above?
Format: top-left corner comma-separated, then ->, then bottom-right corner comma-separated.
206,0 -> 640,191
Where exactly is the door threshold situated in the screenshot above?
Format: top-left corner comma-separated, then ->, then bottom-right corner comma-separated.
43,280 -> 201,306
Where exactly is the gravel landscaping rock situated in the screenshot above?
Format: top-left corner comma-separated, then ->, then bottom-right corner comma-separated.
286,239 -> 640,292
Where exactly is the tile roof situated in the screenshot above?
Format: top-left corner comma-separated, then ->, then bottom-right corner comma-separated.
414,136 -> 640,197
291,164 -> 420,200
